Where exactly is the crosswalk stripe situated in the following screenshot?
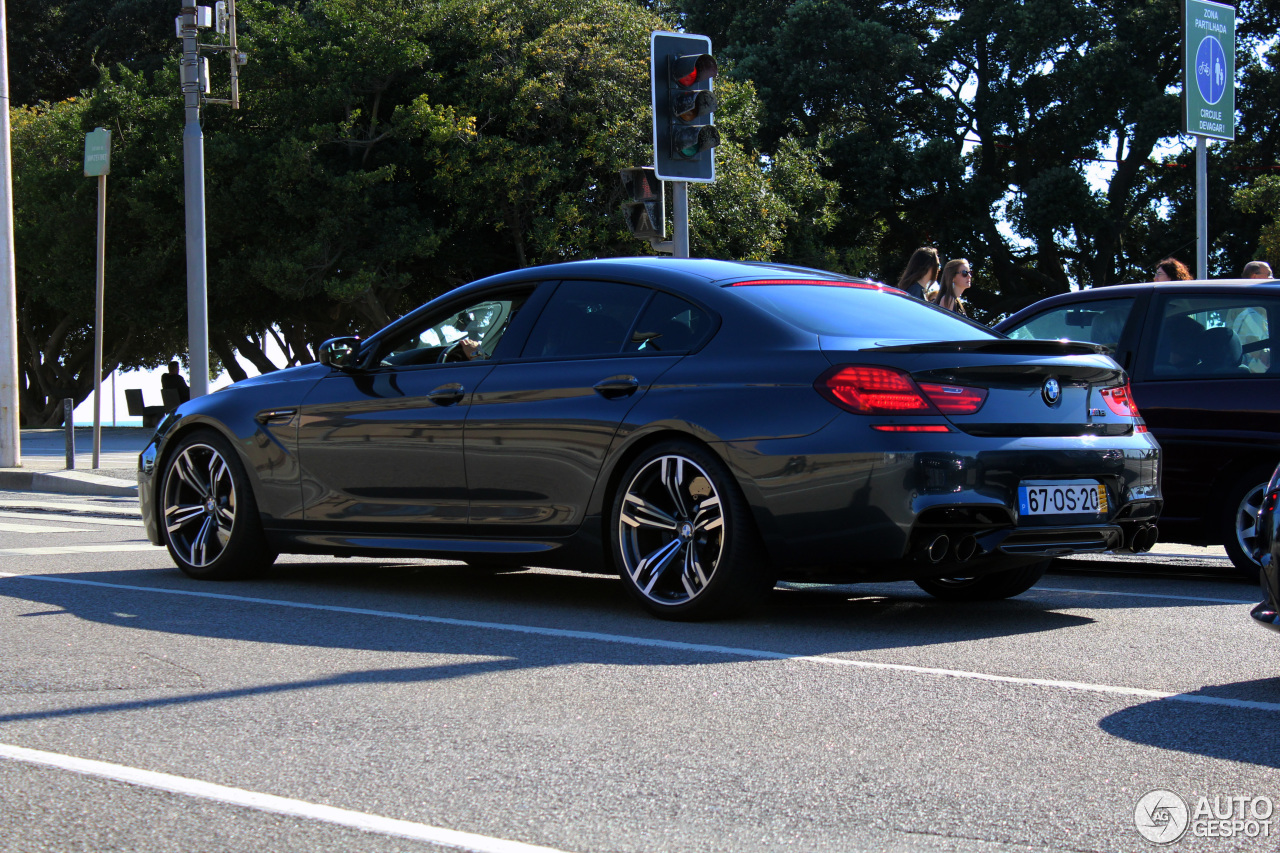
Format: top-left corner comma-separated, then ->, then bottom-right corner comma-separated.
0,511 -> 141,528
0,522 -> 91,534
0,499 -> 140,517
0,544 -> 158,556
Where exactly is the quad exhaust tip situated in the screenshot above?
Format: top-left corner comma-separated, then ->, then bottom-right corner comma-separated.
953,535 -> 979,563
1128,524 -> 1158,553
927,534 -> 950,563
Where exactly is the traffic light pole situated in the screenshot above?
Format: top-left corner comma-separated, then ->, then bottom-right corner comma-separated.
673,182 -> 689,258
180,6 -> 210,398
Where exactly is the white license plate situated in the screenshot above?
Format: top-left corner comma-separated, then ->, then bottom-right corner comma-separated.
1018,480 -> 1107,516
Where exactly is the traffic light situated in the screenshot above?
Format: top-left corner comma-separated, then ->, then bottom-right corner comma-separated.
651,32 -> 719,182
619,167 -> 665,240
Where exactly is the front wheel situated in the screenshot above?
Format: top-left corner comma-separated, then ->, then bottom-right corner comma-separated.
1221,466 -> 1271,579
915,560 -> 1049,601
160,430 -> 276,580
610,442 -> 771,620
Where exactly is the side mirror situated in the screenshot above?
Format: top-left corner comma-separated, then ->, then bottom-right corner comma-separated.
318,336 -> 361,370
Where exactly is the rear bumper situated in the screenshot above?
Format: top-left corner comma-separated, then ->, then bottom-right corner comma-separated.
722,421 -> 1161,574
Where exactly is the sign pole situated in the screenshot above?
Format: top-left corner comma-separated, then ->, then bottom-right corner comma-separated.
92,172 -> 105,466
1196,137 -> 1208,279
83,128 -> 111,465
1182,0 -> 1235,279
0,0 -> 19,468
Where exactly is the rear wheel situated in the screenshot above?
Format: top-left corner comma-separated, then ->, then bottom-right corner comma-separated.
160,430 -> 276,580
915,560 -> 1049,601
1221,466 -> 1271,579
610,441 -> 771,620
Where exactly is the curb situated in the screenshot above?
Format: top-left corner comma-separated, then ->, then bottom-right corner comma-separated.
0,469 -> 138,498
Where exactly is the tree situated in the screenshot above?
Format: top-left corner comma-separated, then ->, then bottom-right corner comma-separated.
682,0 -> 1279,318
11,0 -> 836,422
12,69 -> 189,425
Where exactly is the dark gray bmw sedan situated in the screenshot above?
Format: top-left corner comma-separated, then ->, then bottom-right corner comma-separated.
139,258 -> 1161,619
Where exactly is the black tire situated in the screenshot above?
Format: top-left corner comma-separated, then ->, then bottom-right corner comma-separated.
1221,466 -> 1271,579
159,429 -> 276,580
915,560 -> 1049,601
610,441 -> 771,620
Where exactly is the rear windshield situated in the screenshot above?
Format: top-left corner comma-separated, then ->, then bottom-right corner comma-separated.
730,284 -> 1000,340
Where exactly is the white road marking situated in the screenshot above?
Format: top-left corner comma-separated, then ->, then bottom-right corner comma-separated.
1,572 -> 1275,713
0,522 -> 90,534
0,545 -> 157,556
0,511 -> 140,528
0,742 -> 572,853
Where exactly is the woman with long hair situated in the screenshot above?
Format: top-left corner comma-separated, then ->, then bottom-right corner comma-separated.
895,247 -> 940,300
935,258 -> 972,315
1153,257 -> 1192,281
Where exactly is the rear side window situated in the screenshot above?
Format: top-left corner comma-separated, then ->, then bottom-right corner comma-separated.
731,284 -> 996,340
1150,295 -> 1276,378
1004,297 -> 1137,352
521,280 -> 650,358
624,292 -> 712,353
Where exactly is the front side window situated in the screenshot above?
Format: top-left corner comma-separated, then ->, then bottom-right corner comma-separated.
379,291 -> 530,367
1003,297 -> 1137,352
1150,295 -> 1274,378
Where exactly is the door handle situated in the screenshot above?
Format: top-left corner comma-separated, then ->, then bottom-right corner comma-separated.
593,375 -> 639,399
428,384 -> 465,405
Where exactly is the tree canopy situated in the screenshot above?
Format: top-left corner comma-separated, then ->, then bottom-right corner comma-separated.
9,0 -> 1279,424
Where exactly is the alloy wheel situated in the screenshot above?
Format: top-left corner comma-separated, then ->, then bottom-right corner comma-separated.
1233,482 -> 1265,568
163,442 -> 237,568
618,454 -> 724,606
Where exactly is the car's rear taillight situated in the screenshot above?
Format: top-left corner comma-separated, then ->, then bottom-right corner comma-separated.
816,367 -> 988,418
917,382 -> 988,415
1100,383 -> 1138,416
1100,382 -> 1148,432
817,366 -> 933,413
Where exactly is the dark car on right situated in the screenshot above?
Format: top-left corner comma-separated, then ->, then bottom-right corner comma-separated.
997,279 -> 1280,575
1251,462 -> 1280,632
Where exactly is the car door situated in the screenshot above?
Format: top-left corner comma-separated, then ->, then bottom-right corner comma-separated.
466,281 -> 714,534
1130,290 -> 1280,525
295,288 -> 534,531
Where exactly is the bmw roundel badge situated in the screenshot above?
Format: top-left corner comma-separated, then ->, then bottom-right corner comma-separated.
1042,376 -> 1061,406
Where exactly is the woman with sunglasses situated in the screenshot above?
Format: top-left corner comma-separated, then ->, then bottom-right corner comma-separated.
934,258 -> 972,315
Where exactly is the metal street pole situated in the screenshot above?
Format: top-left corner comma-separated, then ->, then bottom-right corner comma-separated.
0,0 -> 19,467
180,5 -> 210,398
92,172 -> 106,467
673,181 -> 689,259
1196,137 -> 1208,280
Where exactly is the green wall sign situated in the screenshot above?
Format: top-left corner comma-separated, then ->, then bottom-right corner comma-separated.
83,127 -> 112,176
1182,0 -> 1235,140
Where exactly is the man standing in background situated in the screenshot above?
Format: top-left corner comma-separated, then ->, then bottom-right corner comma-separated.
1242,261 -> 1273,279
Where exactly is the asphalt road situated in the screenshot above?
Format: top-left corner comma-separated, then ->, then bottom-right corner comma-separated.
0,491 -> 1275,853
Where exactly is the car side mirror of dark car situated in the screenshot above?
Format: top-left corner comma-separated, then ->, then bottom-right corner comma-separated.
319,336 -> 362,370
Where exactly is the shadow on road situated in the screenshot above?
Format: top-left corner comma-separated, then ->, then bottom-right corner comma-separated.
1098,678 -> 1280,769
0,560 -> 1113,725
